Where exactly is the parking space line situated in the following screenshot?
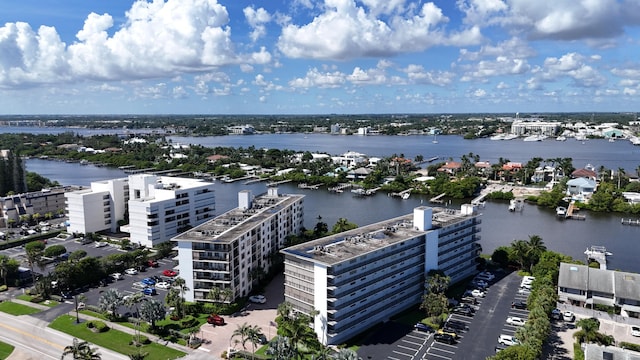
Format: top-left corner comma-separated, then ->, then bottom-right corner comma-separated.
397,344 -> 419,353
402,339 -> 424,346
426,349 -> 454,359
391,350 -> 413,358
387,356 -> 402,360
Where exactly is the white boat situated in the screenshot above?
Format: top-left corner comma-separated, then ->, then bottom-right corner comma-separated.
556,136 -> 566,141
401,192 -> 410,200
490,134 -> 505,140
575,133 -> 588,141
503,134 -> 519,140
432,134 -> 438,144
608,137 -> 616,143
523,134 -> 547,142
556,206 -> 567,217
630,136 -> 640,146
509,199 -> 524,212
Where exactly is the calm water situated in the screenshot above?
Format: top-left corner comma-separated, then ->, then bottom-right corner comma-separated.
15,128 -> 640,272
25,159 -> 640,273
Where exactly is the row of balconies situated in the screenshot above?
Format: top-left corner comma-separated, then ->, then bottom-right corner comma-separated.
328,248 -> 423,287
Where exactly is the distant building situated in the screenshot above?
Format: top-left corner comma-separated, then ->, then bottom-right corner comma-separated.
173,188 -> 304,303
229,124 -> 255,135
510,120 -> 560,136
0,187 -> 68,227
282,204 -> 481,345
65,174 -> 215,247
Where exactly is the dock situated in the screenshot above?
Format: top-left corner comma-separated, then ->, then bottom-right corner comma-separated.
329,183 -> 352,193
621,218 -> 640,226
584,246 -> 611,269
430,192 -> 446,204
267,179 -> 292,186
565,202 -> 586,220
390,188 -> 412,199
298,183 -> 321,190
243,177 -> 267,185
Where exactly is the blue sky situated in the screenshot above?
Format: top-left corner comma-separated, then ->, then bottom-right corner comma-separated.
1,0 -> 640,115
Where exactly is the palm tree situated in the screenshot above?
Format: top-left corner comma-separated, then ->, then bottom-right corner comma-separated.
98,289 -> 123,320
232,322 -> 262,354
526,235 -> 546,271
169,277 -> 189,317
266,335 -> 295,360
0,255 -> 11,285
127,351 -> 148,360
61,338 -> 101,360
617,167 -> 626,189
574,317 -> 601,344
139,299 -> 166,331
208,286 -> 222,304
510,240 -> 529,270
312,345 -> 334,360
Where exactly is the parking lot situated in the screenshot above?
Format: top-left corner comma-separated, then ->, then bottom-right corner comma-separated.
358,270 -> 530,360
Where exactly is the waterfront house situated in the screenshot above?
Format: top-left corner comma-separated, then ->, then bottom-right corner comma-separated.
438,161 -> 462,175
558,263 -> 640,318
206,154 -> 229,164
566,177 -> 597,200
571,168 -> 597,181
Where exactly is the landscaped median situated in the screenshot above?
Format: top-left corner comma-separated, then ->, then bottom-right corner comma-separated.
49,315 -> 186,359
0,301 -> 41,316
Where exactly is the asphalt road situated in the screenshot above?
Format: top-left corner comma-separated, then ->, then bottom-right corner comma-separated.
0,311 -> 128,360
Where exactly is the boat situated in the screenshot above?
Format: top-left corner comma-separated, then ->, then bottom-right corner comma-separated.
584,246 -> 613,257
402,192 -> 410,200
508,199 -> 524,212
503,134 -> 519,140
523,134 -> 547,142
80,159 -> 89,165
432,134 -> 438,144
490,134 -> 505,140
556,206 -> 567,217
608,137 -> 616,143
556,136 -> 566,141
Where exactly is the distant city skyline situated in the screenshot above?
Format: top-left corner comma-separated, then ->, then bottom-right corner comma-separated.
2,0 -> 640,115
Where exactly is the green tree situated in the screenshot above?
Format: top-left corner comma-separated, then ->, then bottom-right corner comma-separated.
331,218 -> 357,234
331,349 -> 360,360
573,318 -> 602,344
139,299 -> 166,331
266,335 -> 295,360
419,292 -> 448,317
25,241 -> 46,284
98,289 -> 124,320
526,235 -> 546,272
61,338 -> 101,360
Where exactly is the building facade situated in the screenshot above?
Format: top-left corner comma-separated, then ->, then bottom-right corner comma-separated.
0,187 -> 68,227
510,120 -> 561,136
558,263 -> 640,318
65,174 -> 215,247
282,205 -> 481,345
173,188 -> 304,303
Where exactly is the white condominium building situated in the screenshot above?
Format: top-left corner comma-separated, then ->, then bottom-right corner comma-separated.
65,174 -> 215,248
510,120 -> 561,136
281,205 -> 481,345
173,187 -> 304,303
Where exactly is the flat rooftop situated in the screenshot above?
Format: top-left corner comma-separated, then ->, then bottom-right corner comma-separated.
172,191 -> 304,243
283,206 -> 478,265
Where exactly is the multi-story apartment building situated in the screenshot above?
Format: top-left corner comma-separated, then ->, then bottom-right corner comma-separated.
510,120 -> 561,136
65,174 -> 215,247
281,205 -> 481,345
0,187 -> 68,227
173,187 -> 304,303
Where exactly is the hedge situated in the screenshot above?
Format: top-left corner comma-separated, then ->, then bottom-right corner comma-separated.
86,320 -> 109,333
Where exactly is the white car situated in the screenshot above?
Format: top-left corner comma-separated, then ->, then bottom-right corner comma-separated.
631,326 -> 640,337
518,287 -> 531,294
506,316 -> 527,326
124,268 -> 138,275
155,281 -> 171,289
95,242 -> 108,248
521,276 -> 535,286
519,283 -> 532,290
249,295 -> 267,304
563,311 -> 575,322
110,272 -> 123,280
498,334 -> 519,346
470,289 -> 485,298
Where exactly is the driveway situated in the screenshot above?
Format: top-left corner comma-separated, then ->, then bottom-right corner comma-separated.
195,272 -> 284,359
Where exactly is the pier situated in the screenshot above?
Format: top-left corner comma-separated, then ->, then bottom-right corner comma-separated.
621,218 -> 640,226
298,183 -> 321,190
584,246 -> 611,269
328,183 -> 352,193
429,192 -> 446,204
565,202 -> 586,220
267,179 -> 292,186
390,188 -> 412,199
243,177 -> 267,185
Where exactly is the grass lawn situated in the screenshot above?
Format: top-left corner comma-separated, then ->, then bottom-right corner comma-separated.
49,315 -> 186,360
0,301 -> 41,315
0,341 -> 14,359
16,295 -> 59,307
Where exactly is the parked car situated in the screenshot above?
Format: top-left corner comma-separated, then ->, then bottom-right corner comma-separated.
147,259 -> 159,268
434,333 -> 456,344
110,272 -> 123,280
124,268 -> 138,275
471,279 -> 489,288
511,301 -> 527,310
498,334 -> 519,346
414,323 -> 434,333
495,344 -> 509,353
141,277 -> 156,286
452,306 -> 474,317
249,295 -> 267,304
460,296 -> 478,305
506,316 -> 527,326
445,320 -> 467,331
437,328 -> 459,339
563,311 -> 575,322
477,271 -> 495,280
519,283 -> 532,290
207,314 -> 225,326
163,269 -> 177,277
518,287 -> 531,295
521,276 -> 535,285
631,326 -> 640,337
142,287 -> 156,296
551,308 -> 562,320
155,281 -> 170,289
95,242 -> 108,248
470,289 -> 485,298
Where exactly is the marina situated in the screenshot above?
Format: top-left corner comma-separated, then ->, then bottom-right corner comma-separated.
584,246 -> 612,269
621,218 -> 640,226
